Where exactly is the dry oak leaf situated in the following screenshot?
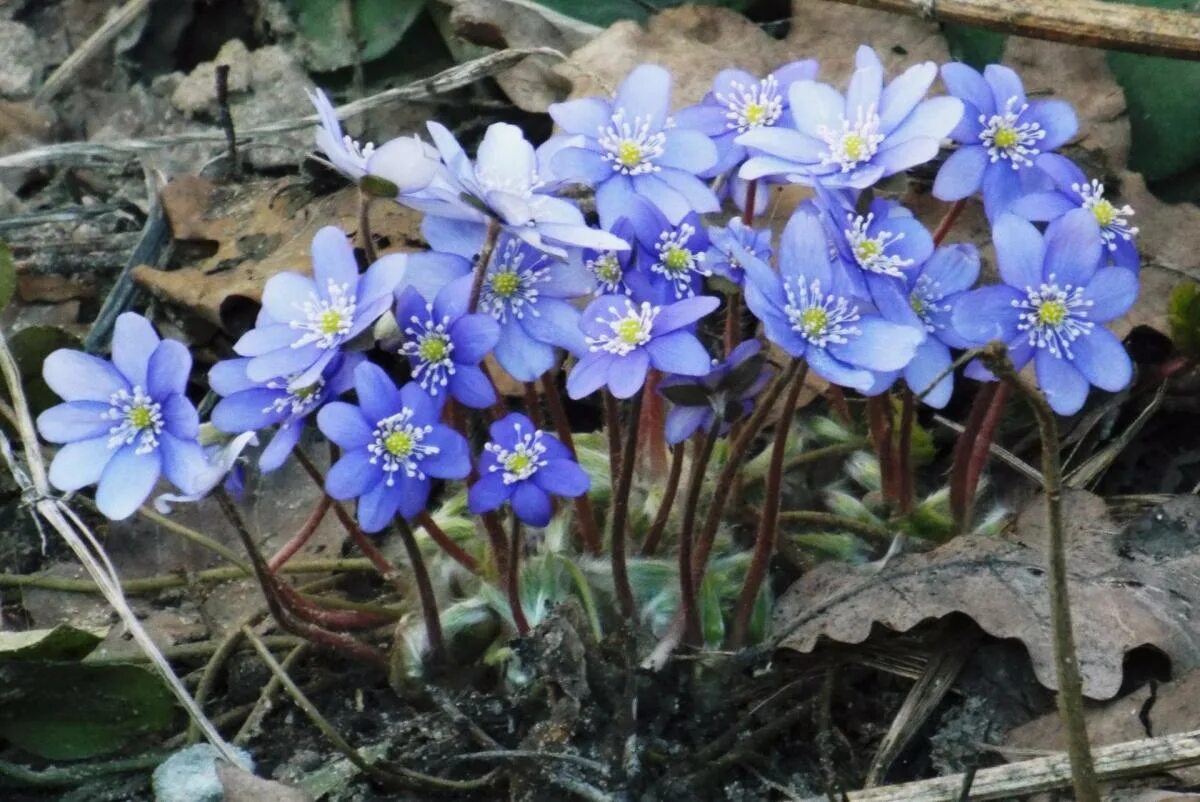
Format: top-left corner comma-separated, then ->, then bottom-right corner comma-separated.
132,176 -> 423,326
773,491 -> 1200,700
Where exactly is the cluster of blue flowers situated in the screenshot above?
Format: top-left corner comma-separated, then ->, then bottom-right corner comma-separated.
36,48 -> 1138,531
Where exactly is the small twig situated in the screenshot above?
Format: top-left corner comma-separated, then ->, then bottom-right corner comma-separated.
357,189 -> 378,263
979,342 -> 1099,802
415,510 -> 480,575
233,642 -> 311,745
467,221 -> 502,314
35,0 -> 154,103
214,64 -> 240,178
446,750 -> 609,775
931,199 -> 967,246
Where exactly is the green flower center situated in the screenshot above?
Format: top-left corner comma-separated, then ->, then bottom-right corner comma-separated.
128,406 -> 154,430
800,307 -> 828,337
617,140 -> 643,168
992,126 -> 1019,149
318,309 -> 345,336
595,255 -> 620,283
505,452 -> 533,474
664,247 -> 691,273
909,294 -> 925,316
1091,198 -> 1115,227
616,317 -> 645,344
491,272 -> 520,298
384,431 -> 414,457
842,133 -> 865,162
1038,299 -> 1067,327
854,239 -> 881,263
744,103 -> 767,126
418,334 -> 450,363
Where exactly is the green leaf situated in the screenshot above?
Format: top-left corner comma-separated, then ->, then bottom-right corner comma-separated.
0,662 -> 175,760
0,240 -> 14,311
0,326 -> 80,417
941,24 -> 1006,69
1106,0 -> 1200,181
0,625 -> 108,662
1169,281 -> 1200,357
285,0 -> 426,71
698,573 -> 725,646
532,0 -> 748,27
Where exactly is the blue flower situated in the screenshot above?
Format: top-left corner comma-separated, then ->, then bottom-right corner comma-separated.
317,363 -> 471,532
932,63 -> 1077,220
398,237 -> 592,382
659,339 -> 771,444
394,278 -> 500,408
411,122 -> 627,259
952,211 -> 1138,415
583,218 -> 637,296
467,413 -> 590,526
308,88 -> 440,195
705,217 -> 772,286
36,313 -> 207,520
1010,154 -> 1139,271
547,64 -> 720,243
233,226 -> 403,390
209,353 -> 362,471
627,210 -> 712,303
566,294 -> 718,399
675,60 -> 819,178
737,46 -> 963,190
737,210 -> 925,392
815,189 -> 933,307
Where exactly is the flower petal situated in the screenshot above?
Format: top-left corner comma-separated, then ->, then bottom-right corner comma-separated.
645,331 -> 712,375
615,64 -> 671,131
357,477 -> 401,533
449,314 -> 500,363
933,145 -> 988,201
208,358 -> 256,396
652,295 -> 720,335
111,313 -> 159,388
96,445 -> 161,520
233,324 -> 297,357
318,401 -> 374,449
211,388 -> 285,432
159,431 -> 208,494
519,298 -> 586,355
1035,349 -> 1089,415
1026,100 -> 1077,151
311,226 -> 358,291
567,352 -> 612,399
448,366 -> 497,409
905,340 -> 953,408
664,405 -> 709,445
951,285 -> 1024,344
1071,327 -> 1132,393
43,350 -> 128,402
326,448 -> 381,500
260,422 -> 303,472
983,64 -> 1026,108
161,394 -> 200,438
496,320 -> 556,382
828,318 -> 924,371
879,62 -> 937,132
37,401 -> 111,443
806,347 -> 874,392
1043,208 -> 1101,288
147,340 -> 191,399
608,350 -> 650,398
993,213 -> 1046,289
549,97 -> 612,137
940,62 -> 994,117
469,472 -> 513,514
48,436 -> 113,491
788,80 -> 845,139
1083,267 -> 1139,321
660,129 -> 718,174
260,272 -> 318,324
354,362 -> 402,423
512,482 -> 553,527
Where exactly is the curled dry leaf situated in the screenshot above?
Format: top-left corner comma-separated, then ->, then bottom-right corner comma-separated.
773,492 -> 1200,700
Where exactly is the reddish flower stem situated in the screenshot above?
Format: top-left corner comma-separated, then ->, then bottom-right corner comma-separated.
603,390 -> 622,491
949,382 -> 998,532
724,292 -> 742,357
679,422 -> 721,646
826,385 -> 852,425
415,510 -> 480,576
897,387 -> 916,515
445,399 -> 510,575
522,382 -> 546,430
961,381 -> 1011,529
393,517 -> 446,667
867,395 -> 898,505
269,494 -> 332,571
506,512 -> 531,635
641,370 -> 668,477
609,389 -> 643,619
466,220 -> 501,314
539,372 -> 603,555
932,198 -> 967,245
728,362 -> 807,648
641,442 -> 685,557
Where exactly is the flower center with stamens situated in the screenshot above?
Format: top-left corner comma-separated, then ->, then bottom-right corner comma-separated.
783,278 -> 862,347
818,105 -> 884,173
908,275 -> 951,333
1073,179 -> 1138,252
368,409 -> 439,486
479,240 -> 549,323
400,307 -> 458,395
265,375 -> 327,418
106,386 -> 164,454
491,272 -> 520,297
598,109 -> 668,176
717,75 -> 784,133
979,96 -> 1045,169
588,253 -> 625,294
485,426 -> 549,485
652,223 -> 709,298
845,214 -> 913,277
588,301 -> 659,356
292,280 -> 357,349
1013,277 -> 1095,359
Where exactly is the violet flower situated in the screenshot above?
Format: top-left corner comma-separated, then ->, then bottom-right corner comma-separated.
659,339 -> 771,444
397,237 -> 591,382
308,88 -> 440,196
952,211 -> 1137,415
234,226 -> 403,390
468,413 -> 590,526
1010,153 -> 1139,270
317,363 -> 471,532
932,63 -> 1077,220
413,121 -> 628,259
547,64 -> 720,242
737,210 -> 924,392
209,353 -> 362,471
705,217 -> 773,287
566,294 -> 718,399
627,210 -> 712,303
738,46 -> 963,189
394,278 -> 500,408
36,313 -> 207,520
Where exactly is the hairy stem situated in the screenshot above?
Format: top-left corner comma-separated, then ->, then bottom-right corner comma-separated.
267,495 -> 332,571
897,387 -> 916,515
539,372 -> 603,555
981,342 -> 1100,802
415,510 -> 480,575
393,518 -> 446,667
949,382 -> 998,532
679,422 -> 721,646
729,361 -> 807,648
603,390 -> 621,491
467,220 -> 502,315
641,442 -> 685,557
522,381 -> 546,430
932,198 -> 967,245
867,394 -> 898,507
642,370 -> 668,477
609,390 -> 643,619
507,511 -> 531,635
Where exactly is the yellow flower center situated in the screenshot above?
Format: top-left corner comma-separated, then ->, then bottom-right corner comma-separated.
993,126 -> 1019,150
490,272 -> 520,298
505,453 -> 533,474
1038,300 -> 1067,327
616,317 -> 645,345
595,255 -> 620,283
1091,198 -> 1115,227
909,294 -> 925,316
128,406 -> 153,430
854,239 -> 881,263
843,134 -> 865,162
617,140 -> 643,168
384,431 -> 414,457
664,247 -> 691,273
418,335 -> 449,362
318,309 -> 345,336
744,103 -> 767,126
800,307 -> 828,337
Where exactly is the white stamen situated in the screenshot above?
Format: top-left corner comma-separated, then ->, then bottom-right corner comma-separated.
783,278 -> 862,347
1073,179 -> 1138,251
1012,276 -> 1095,359
478,239 -> 549,323
651,222 -> 710,298
105,386 -> 164,455
485,423 -> 549,485
399,303 -> 457,396
817,104 -> 884,173
598,108 -> 669,176
909,274 -> 952,333
264,375 -> 327,418
587,301 -> 659,356
978,96 -> 1046,169
717,74 -> 783,133
844,213 -> 913,277
368,409 -> 439,486
290,279 -> 357,350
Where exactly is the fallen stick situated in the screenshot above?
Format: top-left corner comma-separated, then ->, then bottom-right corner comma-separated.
35,0 -> 154,104
816,0 -> 1200,60
799,727 -> 1200,801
